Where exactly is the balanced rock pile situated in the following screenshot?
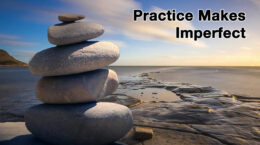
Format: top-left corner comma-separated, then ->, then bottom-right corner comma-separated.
25,14 -> 133,145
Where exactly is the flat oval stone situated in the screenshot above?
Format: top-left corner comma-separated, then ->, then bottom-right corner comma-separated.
25,102 -> 133,145
37,69 -> 119,104
58,14 -> 85,22
48,22 -> 104,45
29,41 -> 119,76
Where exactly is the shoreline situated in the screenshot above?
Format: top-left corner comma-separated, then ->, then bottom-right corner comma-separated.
0,67 -> 260,144
0,65 -> 28,67
1,67 -> 259,122
147,67 -> 260,98
146,70 -> 260,101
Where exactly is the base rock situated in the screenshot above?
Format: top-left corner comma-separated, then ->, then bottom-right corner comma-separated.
25,102 -> 133,145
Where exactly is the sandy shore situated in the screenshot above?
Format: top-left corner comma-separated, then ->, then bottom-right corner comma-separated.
1,70 -> 260,145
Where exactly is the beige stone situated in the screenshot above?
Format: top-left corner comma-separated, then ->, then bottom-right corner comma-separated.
134,127 -> 154,141
58,14 -> 85,22
48,22 -> 104,45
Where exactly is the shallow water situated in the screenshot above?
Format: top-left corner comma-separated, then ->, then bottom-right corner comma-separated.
149,66 -> 260,98
117,88 -> 181,103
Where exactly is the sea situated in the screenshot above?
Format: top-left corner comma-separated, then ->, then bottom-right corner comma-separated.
0,66 -> 260,121
148,66 -> 260,98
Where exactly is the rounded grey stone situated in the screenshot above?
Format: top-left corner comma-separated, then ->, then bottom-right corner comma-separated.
37,69 -> 119,104
58,14 -> 85,22
25,102 -> 133,145
48,22 -> 104,45
29,41 -> 119,76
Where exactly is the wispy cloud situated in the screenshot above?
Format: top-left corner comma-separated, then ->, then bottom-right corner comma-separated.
157,55 -> 176,59
13,49 -> 36,56
60,0 -> 207,48
240,46 -> 252,51
0,34 -> 18,40
11,49 -> 36,63
1,40 -> 36,47
106,40 -> 127,48
238,0 -> 260,8
0,33 -> 36,47
249,0 -> 260,7
7,0 -> 206,48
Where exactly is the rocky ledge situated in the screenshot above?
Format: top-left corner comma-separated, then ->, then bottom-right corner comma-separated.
112,72 -> 260,145
1,72 -> 260,145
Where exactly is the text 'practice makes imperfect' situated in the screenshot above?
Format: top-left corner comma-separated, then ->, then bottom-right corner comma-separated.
133,9 -> 246,40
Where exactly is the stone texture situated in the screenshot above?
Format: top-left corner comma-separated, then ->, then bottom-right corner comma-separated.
134,127 -> 153,141
37,69 -> 119,104
24,102 -> 133,145
29,41 -> 119,76
48,22 -> 104,45
58,14 -> 85,22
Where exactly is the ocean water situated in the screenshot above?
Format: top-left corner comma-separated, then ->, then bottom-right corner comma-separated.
0,66 -> 260,121
149,66 -> 260,98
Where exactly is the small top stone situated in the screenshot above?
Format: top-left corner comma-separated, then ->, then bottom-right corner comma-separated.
58,14 -> 85,22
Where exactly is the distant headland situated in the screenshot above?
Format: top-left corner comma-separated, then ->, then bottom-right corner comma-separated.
0,49 -> 27,66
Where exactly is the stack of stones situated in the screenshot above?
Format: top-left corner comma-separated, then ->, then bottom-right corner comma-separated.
25,14 -> 133,145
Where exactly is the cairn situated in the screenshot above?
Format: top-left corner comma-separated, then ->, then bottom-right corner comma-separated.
25,14 -> 133,145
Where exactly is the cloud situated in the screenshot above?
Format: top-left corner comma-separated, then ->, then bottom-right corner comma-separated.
157,55 -> 176,59
0,33 -> 36,47
1,40 -> 36,47
238,0 -> 260,8
240,46 -> 252,51
116,52 -> 260,66
10,49 -> 36,63
114,55 -> 177,66
249,0 -> 260,6
105,40 -> 127,48
59,0 -> 207,48
2,0 -> 207,48
13,49 -> 36,56
0,34 -> 19,40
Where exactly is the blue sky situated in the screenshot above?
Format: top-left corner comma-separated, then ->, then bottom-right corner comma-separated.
0,0 -> 260,66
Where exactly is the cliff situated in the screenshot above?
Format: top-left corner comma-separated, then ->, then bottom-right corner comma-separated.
0,49 -> 27,66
